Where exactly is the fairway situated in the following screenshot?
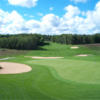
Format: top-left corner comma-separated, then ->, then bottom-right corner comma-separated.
0,43 -> 100,100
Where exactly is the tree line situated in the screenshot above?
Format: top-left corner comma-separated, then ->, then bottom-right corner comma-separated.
0,34 -> 45,50
0,33 -> 100,50
43,34 -> 100,44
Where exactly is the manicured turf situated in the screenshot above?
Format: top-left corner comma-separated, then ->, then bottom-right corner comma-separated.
31,59 -> 100,84
0,43 -> 100,100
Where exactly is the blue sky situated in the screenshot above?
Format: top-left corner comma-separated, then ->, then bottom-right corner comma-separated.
0,0 -> 100,34
0,0 -> 98,20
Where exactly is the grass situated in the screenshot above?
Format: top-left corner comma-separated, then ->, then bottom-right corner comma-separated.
0,49 -> 27,58
0,43 -> 100,100
31,59 -> 100,84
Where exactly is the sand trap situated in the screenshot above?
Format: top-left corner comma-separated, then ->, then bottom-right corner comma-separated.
77,54 -> 88,57
32,56 -> 64,59
25,56 -> 64,59
0,62 -> 32,74
71,46 -> 79,49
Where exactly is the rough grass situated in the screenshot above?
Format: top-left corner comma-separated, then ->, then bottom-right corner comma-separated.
0,49 -> 27,58
0,43 -> 100,100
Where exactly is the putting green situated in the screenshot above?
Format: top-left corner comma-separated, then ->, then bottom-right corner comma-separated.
31,59 -> 100,84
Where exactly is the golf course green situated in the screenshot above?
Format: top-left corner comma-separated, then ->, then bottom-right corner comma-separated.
0,43 -> 100,100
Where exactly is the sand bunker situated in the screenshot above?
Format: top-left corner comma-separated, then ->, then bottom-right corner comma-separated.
31,56 -> 64,59
71,46 -> 79,49
77,54 -> 88,57
0,62 -> 32,74
25,56 -> 64,59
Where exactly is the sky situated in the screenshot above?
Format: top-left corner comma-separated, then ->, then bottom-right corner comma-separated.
0,0 -> 100,35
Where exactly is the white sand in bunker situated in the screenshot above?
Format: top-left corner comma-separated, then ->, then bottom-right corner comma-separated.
0,62 -> 32,74
77,54 -> 88,57
25,56 -> 64,59
32,56 -> 64,59
71,46 -> 79,49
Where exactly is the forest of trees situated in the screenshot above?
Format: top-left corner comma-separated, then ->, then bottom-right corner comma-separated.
43,34 -> 100,45
0,34 -> 45,50
0,33 -> 100,50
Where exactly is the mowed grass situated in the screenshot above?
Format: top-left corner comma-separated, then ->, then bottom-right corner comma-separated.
0,43 -> 100,100
31,59 -> 100,84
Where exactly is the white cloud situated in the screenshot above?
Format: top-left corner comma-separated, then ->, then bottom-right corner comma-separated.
40,14 -> 60,35
49,7 -> 54,11
41,14 -> 60,27
70,0 -> 87,3
64,5 -> 81,18
0,10 -> 25,34
8,0 -> 38,8
0,1 -> 100,35
25,20 -> 40,33
59,4 -> 98,34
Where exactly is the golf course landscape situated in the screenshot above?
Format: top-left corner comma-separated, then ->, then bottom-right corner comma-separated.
1,0 -> 100,99
0,42 -> 100,100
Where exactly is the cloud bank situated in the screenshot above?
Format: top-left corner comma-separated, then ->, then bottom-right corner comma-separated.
0,1 -> 100,35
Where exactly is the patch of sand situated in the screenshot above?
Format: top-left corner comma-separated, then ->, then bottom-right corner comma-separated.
32,56 -> 64,59
0,62 -> 32,74
71,46 -> 79,49
77,54 -> 88,57
32,57 -> 64,59
25,56 -> 64,59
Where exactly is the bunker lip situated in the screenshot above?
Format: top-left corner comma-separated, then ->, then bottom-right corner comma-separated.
25,56 -> 64,59
0,62 -> 32,74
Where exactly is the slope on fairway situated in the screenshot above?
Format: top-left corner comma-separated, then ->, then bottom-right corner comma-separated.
31,59 -> 100,84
